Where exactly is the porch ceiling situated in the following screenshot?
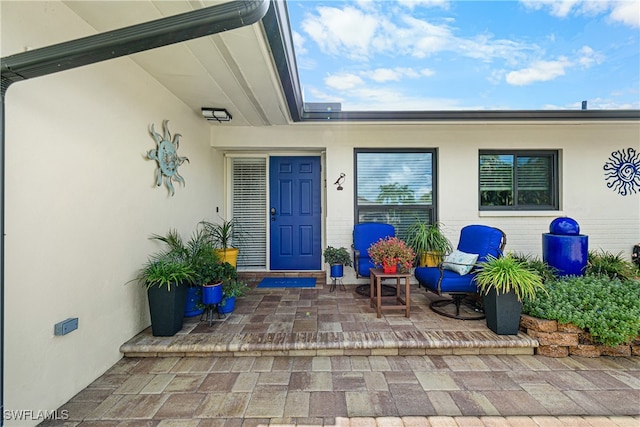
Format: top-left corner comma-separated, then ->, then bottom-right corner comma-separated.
63,0 -> 290,127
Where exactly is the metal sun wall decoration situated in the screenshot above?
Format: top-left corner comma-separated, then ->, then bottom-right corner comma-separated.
603,147 -> 640,196
147,120 -> 189,196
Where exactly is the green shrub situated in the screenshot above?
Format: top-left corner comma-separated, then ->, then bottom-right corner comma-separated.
586,250 -> 639,280
511,252 -> 558,284
523,274 -> 640,347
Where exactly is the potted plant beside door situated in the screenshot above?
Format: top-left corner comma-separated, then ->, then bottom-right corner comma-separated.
200,218 -> 241,267
474,254 -> 546,335
323,246 -> 353,278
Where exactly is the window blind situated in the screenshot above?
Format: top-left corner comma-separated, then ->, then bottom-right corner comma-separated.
479,155 -> 514,191
231,158 -> 266,269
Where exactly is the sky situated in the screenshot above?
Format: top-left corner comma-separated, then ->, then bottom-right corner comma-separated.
287,0 -> 640,111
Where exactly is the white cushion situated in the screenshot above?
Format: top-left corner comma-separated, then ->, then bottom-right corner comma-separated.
442,250 -> 479,275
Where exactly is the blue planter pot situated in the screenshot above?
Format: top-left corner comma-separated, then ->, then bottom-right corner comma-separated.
184,286 -> 204,317
330,264 -> 344,278
218,296 -> 236,314
202,283 -> 223,305
542,233 -> 588,276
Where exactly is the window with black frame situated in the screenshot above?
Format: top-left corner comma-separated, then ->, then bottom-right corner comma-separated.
479,150 -> 559,210
355,149 -> 437,238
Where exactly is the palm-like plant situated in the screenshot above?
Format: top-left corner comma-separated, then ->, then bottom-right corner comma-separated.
150,229 -> 220,286
405,220 -> 452,255
200,219 -> 237,250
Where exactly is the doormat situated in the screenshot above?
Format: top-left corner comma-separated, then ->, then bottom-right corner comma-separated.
355,284 -> 397,297
256,277 -> 316,288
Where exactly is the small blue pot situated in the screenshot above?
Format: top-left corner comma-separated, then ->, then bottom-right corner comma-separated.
218,296 -> 236,314
202,283 -> 223,305
330,264 -> 344,278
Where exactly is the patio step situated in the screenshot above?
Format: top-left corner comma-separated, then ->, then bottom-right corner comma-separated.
120,319 -> 537,358
121,280 -> 538,358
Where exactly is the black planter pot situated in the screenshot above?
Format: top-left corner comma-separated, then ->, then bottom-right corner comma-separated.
147,283 -> 188,337
482,287 -> 523,335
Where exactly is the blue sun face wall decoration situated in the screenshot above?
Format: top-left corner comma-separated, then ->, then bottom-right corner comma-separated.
147,120 -> 189,196
603,147 -> 640,196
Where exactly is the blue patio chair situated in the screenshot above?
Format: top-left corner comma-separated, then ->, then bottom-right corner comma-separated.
352,222 -> 395,278
415,224 -> 506,320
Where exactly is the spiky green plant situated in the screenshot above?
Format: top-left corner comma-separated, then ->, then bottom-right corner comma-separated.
510,252 -> 558,283
200,218 -> 238,250
586,249 -> 638,280
404,219 -> 452,257
474,254 -> 546,301
139,256 -> 195,291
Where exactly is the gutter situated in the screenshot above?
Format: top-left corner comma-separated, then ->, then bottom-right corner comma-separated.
0,0 -> 269,422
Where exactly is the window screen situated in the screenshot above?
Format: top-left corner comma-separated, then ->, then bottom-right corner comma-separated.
479,151 -> 558,210
355,149 -> 436,238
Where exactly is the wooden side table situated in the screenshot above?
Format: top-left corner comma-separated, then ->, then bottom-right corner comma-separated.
369,268 -> 411,318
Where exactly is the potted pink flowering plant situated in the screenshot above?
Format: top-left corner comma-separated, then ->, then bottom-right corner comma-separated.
368,236 -> 416,274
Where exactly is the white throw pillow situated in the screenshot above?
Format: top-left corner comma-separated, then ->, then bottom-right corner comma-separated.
442,250 -> 479,275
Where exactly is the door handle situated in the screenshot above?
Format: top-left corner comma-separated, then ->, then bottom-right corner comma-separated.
270,207 -> 276,221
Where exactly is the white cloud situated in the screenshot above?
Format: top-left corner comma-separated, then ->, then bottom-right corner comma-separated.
609,1 -> 640,27
401,15 -> 453,57
292,30 -> 307,56
520,0 -> 640,27
300,4 -> 537,64
504,45 -> 603,85
301,6 -> 379,60
577,45 -> 604,67
520,0 -> 581,17
362,67 -> 428,82
324,73 -> 365,90
343,87 -> 463,110
397,0 -> 450,10
506,57 -> 572,85
366,68 -> 403,82
460,35 -> 538,65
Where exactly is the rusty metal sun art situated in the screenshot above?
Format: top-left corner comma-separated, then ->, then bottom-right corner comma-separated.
603,147 -> 640,196
147,120 -> 189,196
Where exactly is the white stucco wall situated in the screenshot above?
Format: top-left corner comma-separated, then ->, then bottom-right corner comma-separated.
2,2 -> 222,424
213,122 -> 640,282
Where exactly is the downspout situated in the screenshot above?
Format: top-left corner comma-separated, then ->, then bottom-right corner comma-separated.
0,0 -> 270,422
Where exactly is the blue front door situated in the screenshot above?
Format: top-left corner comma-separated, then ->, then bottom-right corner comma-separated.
269,156 -> 321,270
